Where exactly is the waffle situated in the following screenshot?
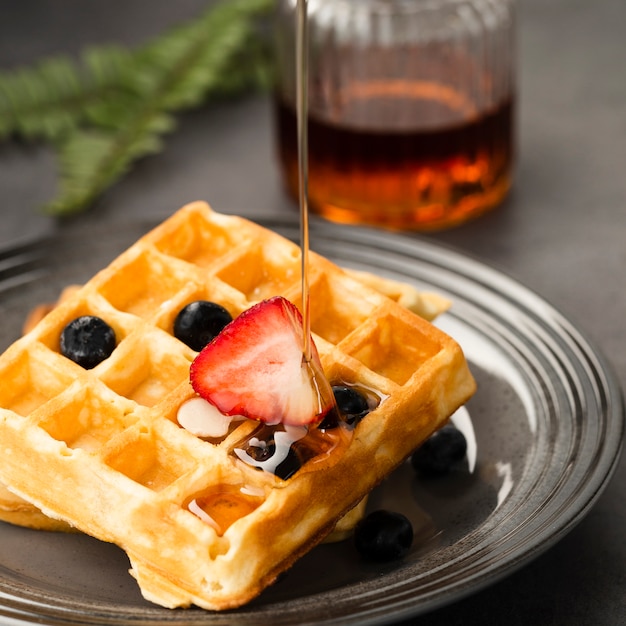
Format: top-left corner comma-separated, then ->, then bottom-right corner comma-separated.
1,261 -> 449,534
0,201 -> 475,610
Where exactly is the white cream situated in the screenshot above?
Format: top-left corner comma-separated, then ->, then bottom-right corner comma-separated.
177,397 -> 242,438
187,498 -> 219,531
233,424 -> 307,474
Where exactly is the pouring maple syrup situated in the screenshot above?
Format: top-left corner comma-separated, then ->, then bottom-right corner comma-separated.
296,0 -> 311,362
295,0 -> 341,431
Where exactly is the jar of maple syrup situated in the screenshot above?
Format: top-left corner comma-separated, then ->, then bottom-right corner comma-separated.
273,0 -> 516,231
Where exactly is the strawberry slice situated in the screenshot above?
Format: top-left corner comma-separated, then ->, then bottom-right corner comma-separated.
190,296 -> 335,426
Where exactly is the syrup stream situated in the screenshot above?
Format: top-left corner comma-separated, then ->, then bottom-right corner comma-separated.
296,0 -> 312,363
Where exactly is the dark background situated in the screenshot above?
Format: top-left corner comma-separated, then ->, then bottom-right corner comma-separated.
0,1 -> 624,624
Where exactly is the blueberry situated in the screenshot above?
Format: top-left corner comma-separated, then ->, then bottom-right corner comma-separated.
173,300 -> 232,351
274,447 -> 302,480
60,315 -> 116,369
245,439 -> 302,480
333,385 -> 369,426
411,424 -> 467,477
354,510 -> 413,562
246,440 -> 276,463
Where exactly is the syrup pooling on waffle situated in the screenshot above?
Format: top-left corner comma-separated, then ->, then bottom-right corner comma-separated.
0,202 -> 476,610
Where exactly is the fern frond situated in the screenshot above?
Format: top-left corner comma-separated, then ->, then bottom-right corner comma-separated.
129,0 -> 274,111
40,0 -> 275,216
44,112 -> 177,216
0,46 -> 138,141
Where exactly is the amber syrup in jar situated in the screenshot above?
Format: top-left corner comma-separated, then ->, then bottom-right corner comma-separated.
273,0 -> 516,230
275,84 -> 514,231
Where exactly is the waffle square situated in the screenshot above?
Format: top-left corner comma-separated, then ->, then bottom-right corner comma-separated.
0,201 -> 475,610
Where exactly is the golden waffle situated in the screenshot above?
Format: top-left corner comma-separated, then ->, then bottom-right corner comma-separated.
0,201 -> 475,610
1,266 -> 448,533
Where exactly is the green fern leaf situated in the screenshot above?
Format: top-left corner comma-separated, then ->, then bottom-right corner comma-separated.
0,57 -> 80,140
40,0 -> 275,216
44,112 -> 177,216
128,0 -> 274,111
0,46 -> 139,141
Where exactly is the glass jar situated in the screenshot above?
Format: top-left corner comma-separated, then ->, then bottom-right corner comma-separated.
273,0 -> 516,231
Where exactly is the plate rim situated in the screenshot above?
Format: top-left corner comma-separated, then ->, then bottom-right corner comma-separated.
0,214 -> 623,625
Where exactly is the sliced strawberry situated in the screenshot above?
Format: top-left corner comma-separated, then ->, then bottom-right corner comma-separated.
189,296 -> 335,426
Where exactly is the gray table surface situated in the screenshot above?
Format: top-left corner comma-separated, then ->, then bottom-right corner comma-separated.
1,1 -> 624,624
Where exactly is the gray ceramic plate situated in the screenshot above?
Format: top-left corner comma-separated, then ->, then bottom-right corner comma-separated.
0,216 -> 623,626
